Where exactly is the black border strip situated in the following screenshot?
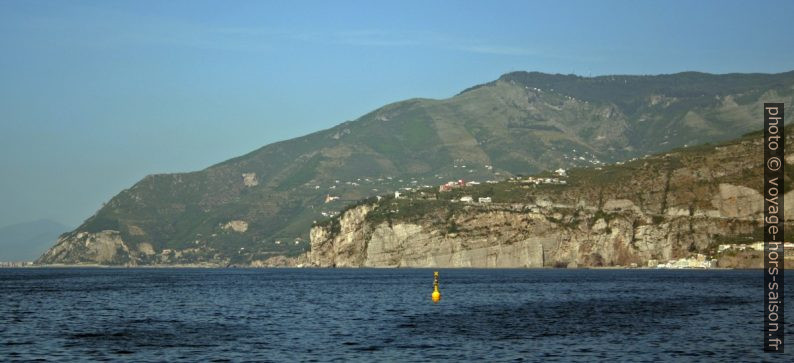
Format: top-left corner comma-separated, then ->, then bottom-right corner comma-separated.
764,102 -> 785,353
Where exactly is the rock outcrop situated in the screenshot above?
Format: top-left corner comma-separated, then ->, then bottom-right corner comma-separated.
309,131 -> 794,268
309,198 -> 768,268
712,183 -> 764,219
38,129 -> 794,267
36,231 -> 134,265
310,204 -> 374,267
36,71 -> 794,266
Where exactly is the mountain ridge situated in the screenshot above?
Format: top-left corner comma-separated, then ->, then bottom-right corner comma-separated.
36,70 -> 794,265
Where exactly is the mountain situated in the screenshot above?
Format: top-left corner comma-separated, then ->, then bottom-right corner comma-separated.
0,219 -> 70,261
37,71 -> 794,266
310,129 -> 793,268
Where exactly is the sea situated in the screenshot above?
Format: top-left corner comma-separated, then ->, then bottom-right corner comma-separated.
0,268 -> 791,362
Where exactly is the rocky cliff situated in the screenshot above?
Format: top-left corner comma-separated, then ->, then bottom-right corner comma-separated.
38,231 -> 133,265
310,131 -> 793,268
37,71 -> 794,265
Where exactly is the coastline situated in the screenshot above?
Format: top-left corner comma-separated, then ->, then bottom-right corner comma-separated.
2,264 -> 748,270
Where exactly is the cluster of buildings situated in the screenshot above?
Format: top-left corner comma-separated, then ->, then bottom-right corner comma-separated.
316,176 -> 435,193
318,165 -> 576,221
649,242 -> 794,269
718,242 -> 794,257
511,169 -> 568,186
651,254 -> 718,269
457,196 -> 491,203
435,179 -> 492,203
0,261 -> 33,268
562,150 -> 604,167
718,243 -> 759,253
438,179 -> 480,192
522,176 -> 567,185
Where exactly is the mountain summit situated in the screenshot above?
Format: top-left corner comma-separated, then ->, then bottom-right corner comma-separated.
37,71 -> 794,265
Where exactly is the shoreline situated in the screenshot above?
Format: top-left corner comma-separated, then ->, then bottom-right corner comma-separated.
1,264 -> 747,270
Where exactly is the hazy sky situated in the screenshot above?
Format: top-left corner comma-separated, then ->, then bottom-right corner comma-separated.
1,0 -> 792,228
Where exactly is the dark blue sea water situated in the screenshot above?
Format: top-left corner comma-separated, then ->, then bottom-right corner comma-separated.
0,268 -> 790,362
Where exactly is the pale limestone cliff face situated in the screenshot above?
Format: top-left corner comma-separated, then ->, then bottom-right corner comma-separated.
364,221 -> 546,268
222,220 -> 249,233
309,181 -> 783,268
137,242 -> 156,256
242,172 -> 259,187
36,230 -> 133,265
711,183 -> 764,219
309,204 -> 373,267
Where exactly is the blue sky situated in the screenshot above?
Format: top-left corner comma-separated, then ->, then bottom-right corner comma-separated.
1,0 -> 792,228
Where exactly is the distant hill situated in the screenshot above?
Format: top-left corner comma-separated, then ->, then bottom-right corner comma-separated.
37,70 -> 794,265
0,219 -> 70,261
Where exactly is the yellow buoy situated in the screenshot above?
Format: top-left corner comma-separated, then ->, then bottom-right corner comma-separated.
431,271 -> 441,303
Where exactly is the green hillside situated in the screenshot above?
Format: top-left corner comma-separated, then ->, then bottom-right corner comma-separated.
38,71 -> 794,265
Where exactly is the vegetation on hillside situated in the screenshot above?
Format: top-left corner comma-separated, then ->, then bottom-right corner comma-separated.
42,71 -> 794,265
